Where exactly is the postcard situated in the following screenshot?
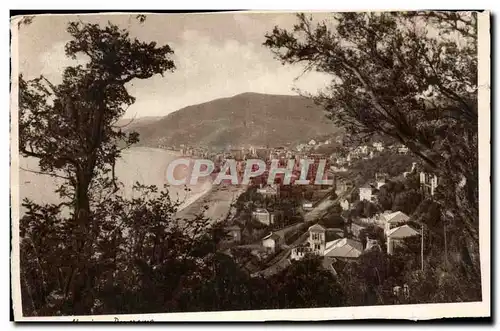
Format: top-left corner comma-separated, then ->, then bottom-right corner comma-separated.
10,10 -> 490,321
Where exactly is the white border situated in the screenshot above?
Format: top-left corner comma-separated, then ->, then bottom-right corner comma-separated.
8,9 -> 491,322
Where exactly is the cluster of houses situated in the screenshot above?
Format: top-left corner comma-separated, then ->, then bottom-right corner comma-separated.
284,210 -> 420,273
216,139 -> 435,295
295,136 -> 343,153
275,159 -> 439,275
328,142 -> 410,170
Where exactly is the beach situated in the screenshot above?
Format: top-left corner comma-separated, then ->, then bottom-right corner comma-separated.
175,182 -> 247,232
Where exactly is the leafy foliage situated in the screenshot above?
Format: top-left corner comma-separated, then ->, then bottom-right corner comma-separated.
18,20 -> 347,316
264,11 -> 480,300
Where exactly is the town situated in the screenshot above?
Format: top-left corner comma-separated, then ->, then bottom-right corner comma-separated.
14,11 -> 483,319
162,135 -> 439,301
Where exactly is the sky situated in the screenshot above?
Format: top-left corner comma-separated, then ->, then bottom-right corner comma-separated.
17,12 -> 334,118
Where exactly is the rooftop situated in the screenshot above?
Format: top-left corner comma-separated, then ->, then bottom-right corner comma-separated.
387,224 -> 420,239
383,211 -> 410,224
324,238 -> 363,258
262,232 -> 281,242
308,223 -> 326,232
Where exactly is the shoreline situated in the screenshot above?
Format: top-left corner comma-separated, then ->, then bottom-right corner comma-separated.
175,183 -> 247,230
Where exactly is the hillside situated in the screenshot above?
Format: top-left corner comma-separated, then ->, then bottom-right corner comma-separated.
127,93 -> 341,148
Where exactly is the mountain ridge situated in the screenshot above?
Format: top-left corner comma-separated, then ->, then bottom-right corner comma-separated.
127,92 -> 342,148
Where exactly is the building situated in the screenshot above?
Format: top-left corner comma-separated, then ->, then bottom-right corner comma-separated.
290,243 -> 313,261
386,224 -> 420,255
257,183 -> 280,198
373,142 -> 384,152
252,208 -> 275,226
335,156 -> 347,165
308,224 -> 326,255
290,224 -> 364,269
323,238 -> 364,260
420,172 -> 439,196
262,232 -> 282,253
354,145 -> 369,155
376,178 -> 386,189
331,165 -> 348,173
381,211 -> 410,236
340,199 -> 351,211
398,145 -> 409,154
359,185 -> 374,202
302,201 -> 314,211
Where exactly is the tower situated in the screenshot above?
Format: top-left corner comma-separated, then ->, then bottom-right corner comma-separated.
308,224 -> 326,255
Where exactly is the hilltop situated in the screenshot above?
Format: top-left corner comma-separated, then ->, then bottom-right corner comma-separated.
127,92 -> 341,148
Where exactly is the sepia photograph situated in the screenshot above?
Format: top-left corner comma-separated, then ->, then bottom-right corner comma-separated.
10,10 -> 490,321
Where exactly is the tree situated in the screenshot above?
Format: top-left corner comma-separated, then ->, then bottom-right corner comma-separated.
350,200 -> 378,219
393,189 -> 423,215
19,21 -> 176,315
264,12 -> 479,276
267,256 -> 345,308
339,250 -> 405,306
330,202 -> 342,214
320,214 -> 345,229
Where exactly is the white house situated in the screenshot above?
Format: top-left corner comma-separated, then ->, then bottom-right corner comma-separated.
302,201 -> 314,211
376,178 -> 386,189
398,145 -> 409,154
291,224 -> 364,266
335,156 -> 347,165
420,172 -> 439,196
290,244 -> 312,261
359,185 -> 373,202
262,232 -> 282,253
308,224 -> 326,255
355,145 -> 369,155
386,224 -> 419,255
308,139 -> 317,146
340,199 -> 351,211
373,142 -> 384,152
381,211 -> 410,236
331,165 -> 348,173
324,238 -> 364,259
257,183 -> 280,198
252,208 -> 275,226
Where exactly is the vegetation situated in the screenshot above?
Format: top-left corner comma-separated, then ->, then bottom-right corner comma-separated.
347,152 -> 417,184
377,173 -> 424,215
17,11 -> 482,316
17,20 -> 347,316
265,11 -> 480,302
